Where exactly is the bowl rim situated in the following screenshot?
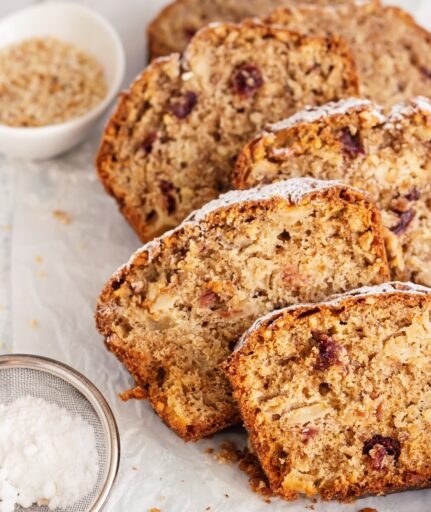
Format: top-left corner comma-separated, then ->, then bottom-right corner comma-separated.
0,353 -> 121,512
0,2 -> 126,135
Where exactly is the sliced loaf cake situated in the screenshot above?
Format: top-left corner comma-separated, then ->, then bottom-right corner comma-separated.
265,1 -> 431,106
96,179 -> 389,441
234,97 -> 431,286
148,0 -> 360,59
224,282 -> 431,501
97,21 -> 358,241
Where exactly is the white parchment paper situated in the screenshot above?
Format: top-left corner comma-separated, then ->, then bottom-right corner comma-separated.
2,1 -> 431,511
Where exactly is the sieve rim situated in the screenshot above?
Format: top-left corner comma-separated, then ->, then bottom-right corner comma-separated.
0,353 -> 120,512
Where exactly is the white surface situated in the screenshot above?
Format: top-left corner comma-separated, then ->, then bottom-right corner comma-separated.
0,3 -> 125,159
0,1 -> 430,511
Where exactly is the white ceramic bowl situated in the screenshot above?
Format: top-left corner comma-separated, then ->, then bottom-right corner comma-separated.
0,3 -> 125,160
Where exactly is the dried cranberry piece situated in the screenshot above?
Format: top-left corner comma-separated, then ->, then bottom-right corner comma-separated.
405,188 -> 421,201
159,180 -> 176,214
419,66 -> 431,79
167,91 -> 197,119
156,367 -> 166,387
340,128 -> 365,158
141,132 -> 157,154
390,208 -> 416,235
231,64 -> 264,98
312,331 -> 342,371
301,427 -> 319,443
199,289 -> 220,309
184,27 -> 197,40
363,435 -> 401,469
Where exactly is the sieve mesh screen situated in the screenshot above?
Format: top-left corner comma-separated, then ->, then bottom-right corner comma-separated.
0,367 -> 109,512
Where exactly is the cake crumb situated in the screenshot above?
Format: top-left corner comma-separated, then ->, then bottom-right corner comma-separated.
36,270 -> 47,278
35,256 -> 43,264
224,494 -> 229,498
205,507 -> 211,511
214,441 -> 240,464
212,441 -> 273,499
52,210 -> 72,225
205,447 -> 214,454
132,466 -> 139,471
148,509 -> 161,512
29,319 -> 39,328
358,509 -> 378,512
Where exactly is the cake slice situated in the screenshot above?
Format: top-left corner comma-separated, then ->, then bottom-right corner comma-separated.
97,21 -> 358,241
234,97 -> 431,286
223,282 -> 431,501
265,1 -> 431,106
148,0 -> 360,59
96,179 -> 389,441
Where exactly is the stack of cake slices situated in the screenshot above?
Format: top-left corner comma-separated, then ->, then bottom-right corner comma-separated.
95,0 -> 431,503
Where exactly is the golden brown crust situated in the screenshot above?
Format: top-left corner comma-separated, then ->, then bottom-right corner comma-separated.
96,179 -> 390,441
96,21 -> 358,242
224,283 -> 431,500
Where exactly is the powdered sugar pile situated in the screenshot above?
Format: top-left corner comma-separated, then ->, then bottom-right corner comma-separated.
0,396 -> 99,511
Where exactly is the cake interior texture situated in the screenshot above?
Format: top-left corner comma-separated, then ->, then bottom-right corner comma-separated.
234,98 -> 431,286
96,181 -> 389,441
97,22 -> 358,241
224,283 -> 431,501
266,1 -> 431,106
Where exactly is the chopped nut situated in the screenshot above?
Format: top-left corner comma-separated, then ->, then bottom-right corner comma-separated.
286,402 -> 331,425
282,469 -> 317,496
0,37 -> 107,127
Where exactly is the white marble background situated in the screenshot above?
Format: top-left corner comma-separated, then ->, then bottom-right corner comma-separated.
0,1 -> 430,512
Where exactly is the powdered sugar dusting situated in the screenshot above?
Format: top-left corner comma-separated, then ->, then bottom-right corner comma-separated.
235,282 -> 431,352
266,98 -> 383,133
0,396 -> 99,511
108,178 -> 353,284
185,178 -> 342,223
388,96 -> 431,123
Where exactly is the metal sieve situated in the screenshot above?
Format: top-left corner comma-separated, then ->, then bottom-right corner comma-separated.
0,354 -> 120,512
